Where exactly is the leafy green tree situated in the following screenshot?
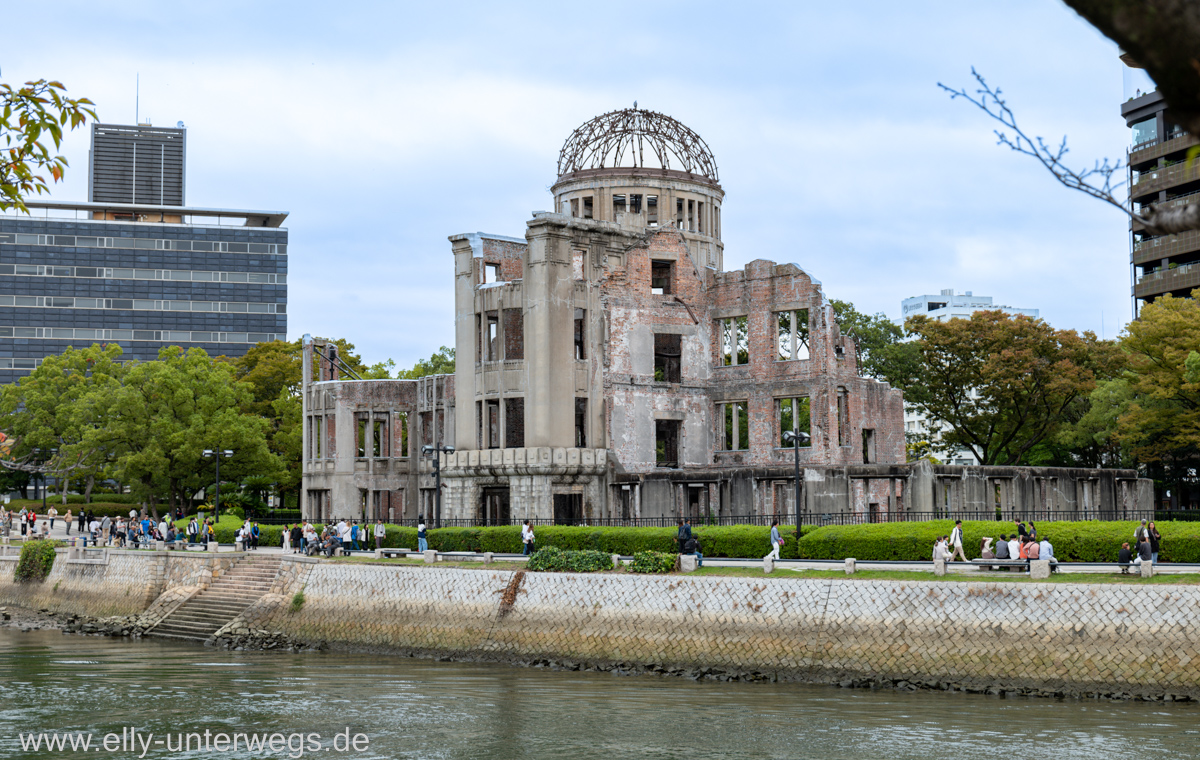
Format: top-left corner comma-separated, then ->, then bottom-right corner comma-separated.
85,346 -> 281,517
829,300 -> 922,393
396,346 -> 455,379
906,310 -> 1119,465
0,344 -> 125,501
1,79 -> 96,212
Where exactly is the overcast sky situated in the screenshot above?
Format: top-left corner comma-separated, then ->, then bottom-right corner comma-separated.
3,1 -> 1141,368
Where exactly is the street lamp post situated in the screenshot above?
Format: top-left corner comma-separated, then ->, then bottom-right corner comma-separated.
782,430 -> 811,533
202,448 -> 234,519
421,444 -> 455,529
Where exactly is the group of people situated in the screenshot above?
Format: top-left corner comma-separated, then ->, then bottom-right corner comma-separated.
281,518 -> 389,557
1117,519 -> 1163,572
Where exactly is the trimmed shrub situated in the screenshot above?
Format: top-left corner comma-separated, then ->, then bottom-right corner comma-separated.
526,547 -> 612,572
797,520 -> 1200,563
629,551 -> 676,574
14,540 -> 58,582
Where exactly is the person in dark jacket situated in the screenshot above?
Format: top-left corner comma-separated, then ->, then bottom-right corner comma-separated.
676,519 -> 692,553
1148,522 -> 1161,564
683,536 -> 703,568
1135,536 -> 1152,567
1118,542 -> 1133,574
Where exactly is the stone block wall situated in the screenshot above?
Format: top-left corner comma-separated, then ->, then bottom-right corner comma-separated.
231,559 -> 1200,696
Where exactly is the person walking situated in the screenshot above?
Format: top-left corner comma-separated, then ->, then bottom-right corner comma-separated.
764,519 -> 783,561
1027,522 -> 1038,541
282,524 -> 291,553
251,521 -> 261,550
1013,519 -> 1027,540
187,517 -> 199,545
101,514 -> 112,546
64,508 -> 72,535
47,505 -> 57,531
417,517 -> 428,553
948,520 -> 968,562
77,508 -> 86,534
374,519 -> 386,550
1148,521 -> 1161,564
18,507 -> 27,537
521,520 -> 535,555
350,521 -> 360,551
292,523 -> 304,554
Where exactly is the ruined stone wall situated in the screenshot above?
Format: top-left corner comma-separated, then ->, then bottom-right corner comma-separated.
230,561 -> 1200,697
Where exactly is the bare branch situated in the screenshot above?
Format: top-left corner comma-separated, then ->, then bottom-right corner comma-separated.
939,68 -> 1146,222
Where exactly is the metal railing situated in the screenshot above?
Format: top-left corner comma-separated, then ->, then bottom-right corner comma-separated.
295,510 -> 1155,530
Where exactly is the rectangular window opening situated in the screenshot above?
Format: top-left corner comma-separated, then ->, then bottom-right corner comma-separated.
778,397 -> 812,448
570,198 -> 579,217
647,195 -> 658,225
574,308 -> 586,360
572,249 -> 586,280
676,198 -> 684,228
575,398 -> 588,448
612,194 -> 626,214
486,312 -> 499,361
372,417 -> 387,458
718,401 -> 749,451
655,420 -> 680,468
720,316 -> 749,366
505,397 -> 525,448
776,309 -> 811,361
582,196 -> 593,219
630,194 -> 643,214
650,260 -> 673,295
483,262 -> 500,284
486,400 -> 500,449
355,415 -> 368,458
653,333 -> 681,383
862,428 -> 876,464
503,308 -> 524,360
687,199 -> 695,231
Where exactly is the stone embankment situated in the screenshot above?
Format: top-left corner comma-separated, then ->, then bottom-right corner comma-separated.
3,550 -> 1200,701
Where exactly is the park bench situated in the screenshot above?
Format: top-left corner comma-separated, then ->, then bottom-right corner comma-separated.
969,558 -> 1059,572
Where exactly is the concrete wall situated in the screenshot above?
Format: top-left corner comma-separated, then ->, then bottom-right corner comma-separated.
0,549 -> 236,618
225,559 -> 1200,697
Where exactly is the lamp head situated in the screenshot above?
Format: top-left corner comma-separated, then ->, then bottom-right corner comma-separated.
443,446 -> 455,455
202,449 -> 214,457
421,445 -> 435,456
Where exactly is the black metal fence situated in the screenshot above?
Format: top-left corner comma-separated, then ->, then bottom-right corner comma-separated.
286,509 -> 1154,529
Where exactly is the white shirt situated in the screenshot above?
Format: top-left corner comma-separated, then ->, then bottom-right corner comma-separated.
950,526 -> 963,546
522,526 -> 534,543
374,523 -> 386,537
1008,539 -> 1020,559
1039,540 -> 1053,559
340,524 -> 351,541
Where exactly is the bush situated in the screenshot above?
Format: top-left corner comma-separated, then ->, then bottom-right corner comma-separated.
628,551 -> 676,574
14,540 -> 58,582
796,520 -> 1200,563
526,546 -> 612,572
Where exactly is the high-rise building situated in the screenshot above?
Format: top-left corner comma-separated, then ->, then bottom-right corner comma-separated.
1123,58 -> 1200,312
0,122 -> 287,380
898,288 -> 1039,466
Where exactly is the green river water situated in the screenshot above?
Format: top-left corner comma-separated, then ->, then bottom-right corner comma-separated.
1,628 -> 1197,760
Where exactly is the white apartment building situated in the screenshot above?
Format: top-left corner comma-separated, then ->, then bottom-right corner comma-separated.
898,289 -> 1039,466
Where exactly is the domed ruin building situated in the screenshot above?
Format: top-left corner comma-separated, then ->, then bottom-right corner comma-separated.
300,108 -> 1149,525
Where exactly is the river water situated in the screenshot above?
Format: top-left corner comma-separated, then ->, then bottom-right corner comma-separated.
1,628 -> 1198,760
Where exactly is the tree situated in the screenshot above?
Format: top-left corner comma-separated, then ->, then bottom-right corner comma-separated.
1117,291 -> 1200,462
829,301 -> 922,392
86,346 -> 281,517
906,310 -> 1118,465
0,344 -> 126,501
1,79 -> 96,212
396,346 -> 455,379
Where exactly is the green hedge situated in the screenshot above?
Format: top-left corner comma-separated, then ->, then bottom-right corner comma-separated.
797,521 -> 1200,563
629,551 -> 676,573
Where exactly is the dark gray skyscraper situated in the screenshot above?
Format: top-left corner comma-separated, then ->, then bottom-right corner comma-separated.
0,122 -> 287,380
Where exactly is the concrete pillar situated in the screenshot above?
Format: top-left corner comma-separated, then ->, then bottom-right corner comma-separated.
679,554 -> 698,572
424,549 -> 437,564
933,559 -> 946,576
844,557 -> 856,575
523,219 -> 576,448
483,552 -> 494,565
207,541 -> 219,552
1029,559 -> 1051,579
1140,560 -> 1154,578
612,554 -> 621,570
763,556 -> 775,574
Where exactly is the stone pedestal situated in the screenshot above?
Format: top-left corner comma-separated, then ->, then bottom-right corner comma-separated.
155,540 -> 166,551
207,541 -> 219,552
424,550 -> 437,564
933,560 -> 946,576
763,556 -> 775,574
612,554 -> 621,570
374,549 -> 384,559
845,558 -> 857,575
1140,560 -> 1154,578
1030,559 -> 1051,579
679,554 -> 698,573
235,540 -> 245,552
483,552 -> 494,565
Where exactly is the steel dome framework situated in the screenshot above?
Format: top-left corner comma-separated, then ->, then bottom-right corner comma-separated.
556,108 -> 719,183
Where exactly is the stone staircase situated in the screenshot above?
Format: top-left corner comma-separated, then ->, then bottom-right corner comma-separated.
147,555 -> 281,642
